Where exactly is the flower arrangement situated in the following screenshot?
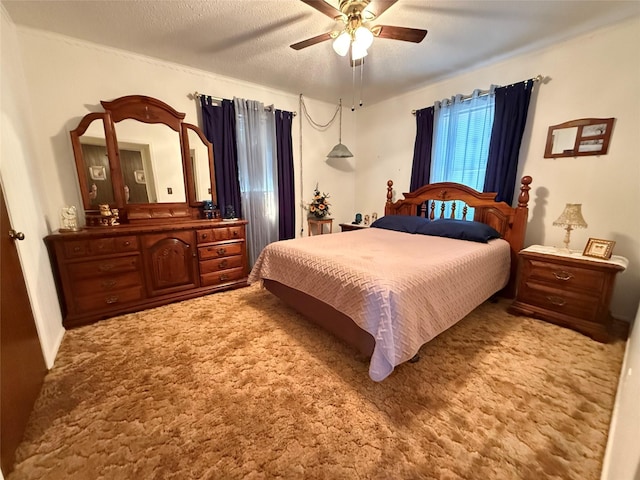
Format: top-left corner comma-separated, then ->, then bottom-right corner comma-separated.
306,184 -> 331,219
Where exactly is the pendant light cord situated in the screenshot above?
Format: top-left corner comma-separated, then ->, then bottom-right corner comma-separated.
298,94 -> 342,235
338,99 -> 343,143
300,95 -> 340,131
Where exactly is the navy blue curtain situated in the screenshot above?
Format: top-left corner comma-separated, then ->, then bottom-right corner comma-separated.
483,80 -> 534,204
409,106 -> 435,192
275,110 -> 295,240
200,97 -> 242,218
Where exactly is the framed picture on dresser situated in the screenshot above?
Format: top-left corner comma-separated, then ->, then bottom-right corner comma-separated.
583,238 -> 615,259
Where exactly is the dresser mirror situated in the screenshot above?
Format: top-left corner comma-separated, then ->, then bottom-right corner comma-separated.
70,95 -> 216,224
114,119 -> 185,204
185,124 -> 213,202
544,117 -> 614,158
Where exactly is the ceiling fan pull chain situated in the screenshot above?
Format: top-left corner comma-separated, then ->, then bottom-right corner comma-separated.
360,58 -> 364,107
352,61 -> 356,111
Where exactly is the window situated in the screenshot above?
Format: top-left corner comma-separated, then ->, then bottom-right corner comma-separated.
430,91 -> 495,218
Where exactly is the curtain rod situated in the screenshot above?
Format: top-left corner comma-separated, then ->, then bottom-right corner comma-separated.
191,91 -> 297,116
411,74 -> 544,115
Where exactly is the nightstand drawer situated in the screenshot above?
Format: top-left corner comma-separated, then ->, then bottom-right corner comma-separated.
526,259 -> 605,293
519,281 -> 599,322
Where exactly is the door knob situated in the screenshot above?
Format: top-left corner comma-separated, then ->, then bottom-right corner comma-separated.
8,229 -> 25,241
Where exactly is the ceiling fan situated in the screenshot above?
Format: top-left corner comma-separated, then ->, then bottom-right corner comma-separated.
291,0 -> 428,63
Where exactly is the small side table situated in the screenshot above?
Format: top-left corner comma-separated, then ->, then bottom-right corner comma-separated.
508,245 -> 628,342
308,218 -> 333,236
339,223 -> 369,232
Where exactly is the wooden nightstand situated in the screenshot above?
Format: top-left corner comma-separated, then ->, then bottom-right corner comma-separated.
339,223 -> 369,232
308,218 -> 333,235
508,245 -> 628,342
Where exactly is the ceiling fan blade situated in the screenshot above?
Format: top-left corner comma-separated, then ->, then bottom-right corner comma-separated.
290,32 -> 333,50
375,25 -> 428,43
365,0 -> 398,18
299,0 -> 342,19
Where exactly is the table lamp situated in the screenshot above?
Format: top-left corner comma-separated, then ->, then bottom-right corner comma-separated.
553,203 -> 588,252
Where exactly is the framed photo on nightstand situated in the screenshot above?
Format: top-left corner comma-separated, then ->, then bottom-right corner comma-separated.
583,238 -> 615,260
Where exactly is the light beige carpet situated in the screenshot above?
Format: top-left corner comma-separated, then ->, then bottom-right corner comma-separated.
9,284 -> 625,480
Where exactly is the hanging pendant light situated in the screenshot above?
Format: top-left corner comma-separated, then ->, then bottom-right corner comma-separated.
327,98 -> 353,158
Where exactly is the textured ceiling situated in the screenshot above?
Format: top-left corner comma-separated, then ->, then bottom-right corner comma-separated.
3,0 -> 639,106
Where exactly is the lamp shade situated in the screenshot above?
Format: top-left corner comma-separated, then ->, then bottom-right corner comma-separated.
332,31 -> 350,57
351,41 -> 368,61
327,142 -> 353,158
354,26 -> 374,49
552,203 -> 588,228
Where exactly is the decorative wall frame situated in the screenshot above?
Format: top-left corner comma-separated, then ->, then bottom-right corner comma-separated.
544,118 -> 615,158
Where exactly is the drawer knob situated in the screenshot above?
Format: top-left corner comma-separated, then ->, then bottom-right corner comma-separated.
232,230 -> 239,237
546,295 -> 566,307
123,241 -> 131,247
219,274 -> 229,281
217,248 -> 226,255
102,280 -> 117,288
219,260 -> 228,269
99,264 -> 115,272
105,296 -> 119,304
202,233 -> 208,239
553,270 -> 573,281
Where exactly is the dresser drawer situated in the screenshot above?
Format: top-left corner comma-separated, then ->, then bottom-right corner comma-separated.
197,226 -> 244,244
67,255 -> 140,279
519,280 -> 600,322
74,287 -> 145,314
199,255 -> 244,274
70,271 -> 143,297
63,236 -> 139,258
198,242 -> 243,260
525,259 -> 605,293
114,236 -> 139,253
200,267 -> 246,287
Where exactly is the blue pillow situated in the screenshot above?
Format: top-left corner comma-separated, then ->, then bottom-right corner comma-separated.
416,219 -> 501,243
370,215 -> 430,234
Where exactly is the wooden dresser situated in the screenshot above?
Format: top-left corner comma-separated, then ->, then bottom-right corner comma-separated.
508,245 -> 627,342
45,219 -> 248,328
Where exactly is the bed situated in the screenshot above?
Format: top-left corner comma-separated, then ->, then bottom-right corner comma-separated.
249,177 -> 532,381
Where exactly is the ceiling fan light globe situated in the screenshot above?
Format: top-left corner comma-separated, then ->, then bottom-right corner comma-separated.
332,31 -> 351,56
354,26 -> 374,50
351,42 -> 368,61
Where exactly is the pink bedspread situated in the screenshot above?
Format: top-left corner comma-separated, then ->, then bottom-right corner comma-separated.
249,228 -> 510,381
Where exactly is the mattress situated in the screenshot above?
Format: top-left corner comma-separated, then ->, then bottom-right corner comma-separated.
249,227 -> 510,381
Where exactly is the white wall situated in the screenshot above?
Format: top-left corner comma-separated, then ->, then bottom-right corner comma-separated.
601,300 -> 640,480
0,8 -> 64,367
355,16 -> 640,321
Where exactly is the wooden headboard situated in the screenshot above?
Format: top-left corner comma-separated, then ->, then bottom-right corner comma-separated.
384,176 -> 533,297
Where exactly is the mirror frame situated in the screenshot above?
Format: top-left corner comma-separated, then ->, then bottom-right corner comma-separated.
544,117 -> 615,158
70,95 -> 216,224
